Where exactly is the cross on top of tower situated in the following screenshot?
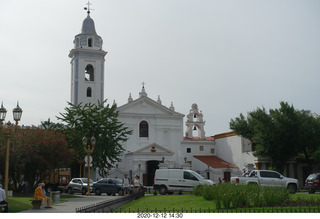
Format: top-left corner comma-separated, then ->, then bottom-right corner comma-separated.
84,1 -> 93,15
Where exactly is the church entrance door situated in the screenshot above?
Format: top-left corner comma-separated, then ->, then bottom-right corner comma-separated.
145,160 -> 160,186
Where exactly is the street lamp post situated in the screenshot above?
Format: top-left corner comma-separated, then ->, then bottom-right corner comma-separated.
82,135 -> 96,196
0,102 -> 23,201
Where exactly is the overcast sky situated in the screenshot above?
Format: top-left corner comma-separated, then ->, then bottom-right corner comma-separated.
1,0 -> 319,135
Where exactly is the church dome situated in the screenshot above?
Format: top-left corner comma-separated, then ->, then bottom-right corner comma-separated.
81,14 -> 97,35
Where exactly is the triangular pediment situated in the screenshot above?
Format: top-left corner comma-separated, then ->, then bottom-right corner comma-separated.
132,143 -> 174,155
117,96 -> 184,118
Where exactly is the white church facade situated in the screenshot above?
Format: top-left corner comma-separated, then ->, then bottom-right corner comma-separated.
69,10 -> 257,185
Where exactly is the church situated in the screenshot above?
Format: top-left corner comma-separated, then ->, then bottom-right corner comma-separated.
68,9 -> 258,185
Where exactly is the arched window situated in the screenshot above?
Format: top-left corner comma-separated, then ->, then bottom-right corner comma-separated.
139,121 -> 149,137
88,38 -> 93,47
86,87 -> 92,97
85,64 -> 94,81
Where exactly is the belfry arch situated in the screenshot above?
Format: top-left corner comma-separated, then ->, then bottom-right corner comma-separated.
85,64 -> 94,81
185,103 -> 206,139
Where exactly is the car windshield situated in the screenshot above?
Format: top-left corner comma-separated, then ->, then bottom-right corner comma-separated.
82,178 -> 94,183
191,171 -> 205,180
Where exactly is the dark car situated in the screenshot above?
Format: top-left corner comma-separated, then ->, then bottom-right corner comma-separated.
305,173 -> 320,194
93,178 -> 128,196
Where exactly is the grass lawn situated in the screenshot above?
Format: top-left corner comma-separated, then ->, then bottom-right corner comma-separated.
6,192 -> 320,213
7,197 -> 32,213
7,194 -> 81,213
116,195 -> 214,213
116,193 -> 320,213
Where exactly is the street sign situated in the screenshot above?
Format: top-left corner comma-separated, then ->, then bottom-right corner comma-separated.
84,155 -> 93,164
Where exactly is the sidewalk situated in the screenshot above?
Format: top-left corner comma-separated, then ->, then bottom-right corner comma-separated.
23,194 -> 122,213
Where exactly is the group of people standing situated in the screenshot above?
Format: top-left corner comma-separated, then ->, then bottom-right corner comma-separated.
121,174 -> 142,196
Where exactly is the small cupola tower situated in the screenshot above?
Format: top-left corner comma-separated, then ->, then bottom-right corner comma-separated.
185,103 -> 206,139
69,6 -> 107,105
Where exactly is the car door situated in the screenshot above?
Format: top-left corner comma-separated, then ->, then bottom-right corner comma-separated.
259,171 -> 274,187
74,179 -> 82,192
167,170 -> 182,191
97,179 -> 107,193
259,171 -> 282,187
268,172 -> 283,187
183,171 -> 199,191
107,179 -> 117,194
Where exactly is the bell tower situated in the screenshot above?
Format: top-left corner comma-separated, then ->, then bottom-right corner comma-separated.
185,103 -> 206,139
69,7 -> 107,105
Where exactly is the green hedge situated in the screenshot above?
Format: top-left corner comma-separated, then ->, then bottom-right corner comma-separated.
194,183 -> 290,209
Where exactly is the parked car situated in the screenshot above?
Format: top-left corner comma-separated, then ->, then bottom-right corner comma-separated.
153,169 -> 215,195
93,178 -> 126,196
305,173 -> 320,194
230,170 -> 298,194
67,178 -> 94,195
93,178 -> 147,196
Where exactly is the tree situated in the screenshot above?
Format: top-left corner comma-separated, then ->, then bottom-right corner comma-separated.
294,111 -> 320,171
56,100 -> 132,177
0,127 -> 75,191
40,118 -> 64,130
229,101 -> 320,173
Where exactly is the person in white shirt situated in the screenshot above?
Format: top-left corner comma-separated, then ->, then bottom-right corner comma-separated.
133,175 -> 141,194
0,184 -> 8,212
121,174 -> 131,196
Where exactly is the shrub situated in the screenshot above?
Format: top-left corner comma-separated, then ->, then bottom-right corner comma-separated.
202,185 -> 216,201
232,184 -> 250,208
197,183 -> 290,209
194,185 -> 205,196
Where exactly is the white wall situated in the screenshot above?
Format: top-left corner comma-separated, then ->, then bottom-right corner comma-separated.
215,135 -> 256,172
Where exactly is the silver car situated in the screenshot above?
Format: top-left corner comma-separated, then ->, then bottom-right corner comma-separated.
67,178 -> 94,195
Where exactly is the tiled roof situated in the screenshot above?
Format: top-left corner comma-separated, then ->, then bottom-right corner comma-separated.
194,155 -> 237,169
213,131 -> 237,139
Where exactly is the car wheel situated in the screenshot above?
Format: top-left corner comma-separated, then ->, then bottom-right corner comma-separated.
67,188 -> 73,194
118,189 -> 123,196
287,184 -> 297,194
107,193 -> 112,196
159,186 -> 167,195
95,189 -> 101,196
82,188 -> 87,195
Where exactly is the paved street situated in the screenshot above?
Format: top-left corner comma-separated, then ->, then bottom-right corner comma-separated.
23,194 -> 123,213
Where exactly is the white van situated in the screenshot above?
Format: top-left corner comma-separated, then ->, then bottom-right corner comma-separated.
153,169 -> 215,195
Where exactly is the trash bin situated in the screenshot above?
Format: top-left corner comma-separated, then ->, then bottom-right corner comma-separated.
50,191 -> 60,203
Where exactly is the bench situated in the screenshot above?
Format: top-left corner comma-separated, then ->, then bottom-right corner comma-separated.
30,199 -> 46,210
0,204 -> 8,212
